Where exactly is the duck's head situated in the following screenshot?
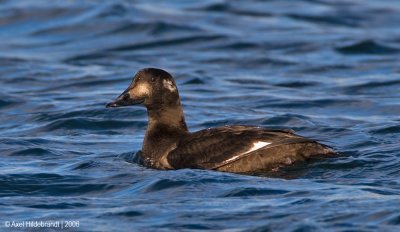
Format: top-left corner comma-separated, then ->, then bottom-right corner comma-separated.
106,68 -> 180,109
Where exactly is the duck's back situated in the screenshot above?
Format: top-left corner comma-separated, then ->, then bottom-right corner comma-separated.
167,125 -> 334,174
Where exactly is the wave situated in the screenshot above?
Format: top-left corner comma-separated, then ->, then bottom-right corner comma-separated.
336,40 -> 400,55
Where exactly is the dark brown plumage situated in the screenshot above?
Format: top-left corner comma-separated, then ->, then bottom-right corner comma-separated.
107,68 -> 336,175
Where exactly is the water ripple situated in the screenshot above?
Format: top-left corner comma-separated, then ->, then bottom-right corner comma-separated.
336,40 -> 400,55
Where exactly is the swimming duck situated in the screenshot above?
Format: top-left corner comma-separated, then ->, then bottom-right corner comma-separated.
106,68 -> 335,174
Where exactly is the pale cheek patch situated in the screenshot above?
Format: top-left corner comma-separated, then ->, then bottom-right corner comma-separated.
163,79 -> 177,92
132,83 -> 150,97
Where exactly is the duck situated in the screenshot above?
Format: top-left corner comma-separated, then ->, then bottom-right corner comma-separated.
106,68 -> 335,174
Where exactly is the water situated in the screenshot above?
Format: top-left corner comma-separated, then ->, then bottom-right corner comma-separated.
1,0 -> 400,231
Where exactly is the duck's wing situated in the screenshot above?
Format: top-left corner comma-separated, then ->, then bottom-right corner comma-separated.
166,125 -> 314,169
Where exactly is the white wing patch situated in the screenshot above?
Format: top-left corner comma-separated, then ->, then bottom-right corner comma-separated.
163,79 -> 176,92
225,155 -> 241,163
224,141 -> 271,163
245,141 -> 270,154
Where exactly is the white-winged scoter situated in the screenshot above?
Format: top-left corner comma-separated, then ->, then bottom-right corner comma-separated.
106,68 -> 335,174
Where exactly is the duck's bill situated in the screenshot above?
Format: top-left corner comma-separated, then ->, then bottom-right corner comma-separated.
106,90 -> 144,108
106,98 -> 144,108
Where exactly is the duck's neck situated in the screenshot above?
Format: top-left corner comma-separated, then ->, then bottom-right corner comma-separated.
142,103 -> 188,159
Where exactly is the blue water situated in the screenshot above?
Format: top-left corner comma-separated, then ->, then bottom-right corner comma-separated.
1,0 -> 400,231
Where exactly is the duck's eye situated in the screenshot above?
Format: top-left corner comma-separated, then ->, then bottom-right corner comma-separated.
151,77 -> 155,82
